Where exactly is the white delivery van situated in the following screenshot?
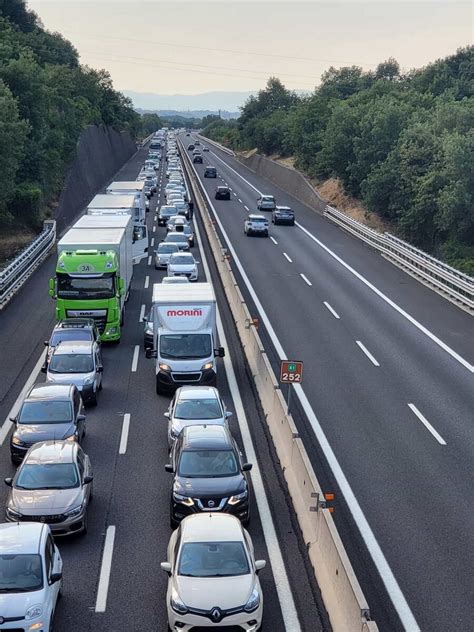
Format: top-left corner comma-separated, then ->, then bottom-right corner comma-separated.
106,182 -> 146,223
147,283 -> 225,395
74,214 -> 148,263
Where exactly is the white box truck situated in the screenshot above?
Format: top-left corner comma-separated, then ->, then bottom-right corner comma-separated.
50,227 -> 133,342
147,283 -> 225,394
106,182 -> 146,223
81,205 -> 148,263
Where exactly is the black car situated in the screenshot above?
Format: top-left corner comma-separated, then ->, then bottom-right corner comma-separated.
166,424 -> 251,528
10,383 -> 86,464
193,154 -> 203,164
215,186 -> 231,200
44,318 -> 100,369
204,166 -> 217,178
187,144 -> 195,151
158,205 -> 179,226
272,205 -> 295,226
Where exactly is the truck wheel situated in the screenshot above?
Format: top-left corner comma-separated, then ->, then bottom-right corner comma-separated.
120,310 -> 124,326
156,378 -> 166,396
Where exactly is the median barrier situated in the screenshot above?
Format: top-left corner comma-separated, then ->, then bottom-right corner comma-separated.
180,139 -> 379,631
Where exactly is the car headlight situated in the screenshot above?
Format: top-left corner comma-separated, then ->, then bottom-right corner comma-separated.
201,362 -> 213,371
173,492 -> 194,507
106,327 -> 117,335
170,425 -> 180,439
6,507 -> 22,519
244,586 -> 260,613
170,589 -> 188,615
228,490 -> 248,506
11,434 -> 25,446
159,363 -> 172,372
25,604 -> 43,620
64,434 -> 78,442
65,504 -> 83,518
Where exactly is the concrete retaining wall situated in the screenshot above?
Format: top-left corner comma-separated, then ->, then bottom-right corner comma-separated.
55,125 -> 137,234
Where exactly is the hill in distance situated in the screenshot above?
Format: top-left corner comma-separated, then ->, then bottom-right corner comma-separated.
124,90 -> 255,113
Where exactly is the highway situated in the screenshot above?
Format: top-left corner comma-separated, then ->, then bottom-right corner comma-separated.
0,143 -> 327,631
182,134 -> 474,632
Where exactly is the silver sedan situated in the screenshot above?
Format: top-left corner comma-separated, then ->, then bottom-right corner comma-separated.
155,242 -> 180,269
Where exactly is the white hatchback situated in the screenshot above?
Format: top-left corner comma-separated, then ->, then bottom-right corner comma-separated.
0,522 -> 63,631
161,513 -> 265,631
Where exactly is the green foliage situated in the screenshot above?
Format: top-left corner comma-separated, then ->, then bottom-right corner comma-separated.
140,112 -> 163,137
0,3 -> 140,231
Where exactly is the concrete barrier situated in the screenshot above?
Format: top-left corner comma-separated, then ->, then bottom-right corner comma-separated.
180,140 -> 379,632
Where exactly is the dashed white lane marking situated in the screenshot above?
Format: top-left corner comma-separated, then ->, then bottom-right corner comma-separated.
408,403 -> 447,445
144,276 -> 149,289
324,301 -> 340,319
95,526 -> 116,612
131,345 -> 140,372
233,192 -> 237,197
300,273 -> 312,286
244,205 -> 250,211
356,340 -> 380,367
238,198 -> 243,203
270,236 -> 278,245
119,414 -> 131,455
139,304 -> 145,323
152,225 -> 156,233
147,255 -> 152,266
150,238 -> 155,247
283,252 -> 293,263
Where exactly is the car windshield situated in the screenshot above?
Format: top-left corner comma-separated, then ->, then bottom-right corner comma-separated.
170,255 -> 194,265
49,353 -> 94,374
262,196 -> 275,202
165,234 -> 187,243
16,463 -> 80,490
0,554 -> 43,592
158,244 -> 179,254
160,334 -> 211,360
160,208 -> 176,216
50,330 -> 91,346
178,542 -> 249,578
178,449 -> 238,478
19,401 -> 72,424
251,218 -> 267,223
175,398 -> 222,420
57,273 -> 115,300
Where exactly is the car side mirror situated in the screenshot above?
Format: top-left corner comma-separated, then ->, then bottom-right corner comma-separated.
164,412 -> 170,418
83,475 -> 93,484
164,464 -> 174,473
9,417 -> 16,423
225,411 -> 233,418
255,560 -> 266,572
44,341 -> 49,346
97,366 -> 103,373
145,349 -> 157,359
4,478 -> 13,487
78,414 -> 86,422
142,316 -> 148,323
160,562 -> 172,575
242,463 -> 253,472
48,278 -> 56,298
40,366 -> 47,373
50,572 -> 62,584
214,347 -> 225,358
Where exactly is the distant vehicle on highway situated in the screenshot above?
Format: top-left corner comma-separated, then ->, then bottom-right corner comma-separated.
154,243 -> 180,269
257,194 -> 276,211
143,307 -> 154,350
43,318 -> 100,370
215,186 -> 231,200
202,146 -> 209,152
167,252 -> 199,282
272,205 -> 295,226
204,166 -> 217,178
158,205 -> 180,226
164,232 -> 191,252
187,144 -> 195,150
193,154 -> 203,163
244,214 -> 269,237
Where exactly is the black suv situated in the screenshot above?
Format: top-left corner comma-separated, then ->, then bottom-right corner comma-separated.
193,154 -> 203,164
187,144 -> 195,151
44,318 -> 100,369
204,166 -> 217,178
166,424 -> 252,528
215,186 -> 231,200
10,383 -> 86,463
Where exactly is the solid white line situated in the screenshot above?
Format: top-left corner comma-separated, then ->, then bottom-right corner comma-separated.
324,301 -> 340,319
408,403 -> 447,445
119,414 -> 131,454
244,205 -> 249,211
150,237 -> 155,247
356,340 -> 380,367
283,252 -> 293,263
131,345 -> 139,372
139,304 -> 145,323
188,157 -> 420,631
0,350 -> 46,446
152,225 -> 156,233
270,236 -> 278,245
95,526 -> 116,612
147,255 -> 152,266
300,273 -> 312,286
192,188 -> 301,631
144,275 -> 149,289
210,147 -> 472,374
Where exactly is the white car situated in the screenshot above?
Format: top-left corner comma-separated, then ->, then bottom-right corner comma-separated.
161,514 -> 265,631
155,243 -> 180,269
244,214 -> 269,237
0,522 -> 63,631
167,252 -> 199,281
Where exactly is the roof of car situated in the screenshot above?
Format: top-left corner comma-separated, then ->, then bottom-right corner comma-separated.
181,513 -> 243,542
53,340 -> 94,355
205,166 -> 216,170
261,194 -> 275,199
0,523 -> 47,554
56,318 -> 96,329
167,232 -> 188,239
24,440 -> 77,464
181,424 -> 231,450
177,386 -> 219,401
217,186 -> 229,190
248,214 -> 267,220
275,206 -> 293,211
27,382 -> 74,401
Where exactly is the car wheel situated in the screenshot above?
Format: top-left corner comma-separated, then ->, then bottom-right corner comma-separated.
10,455 -> 18,465
58,579 -> 63,600
90,392 -> 98,407
156,378 -> 167,396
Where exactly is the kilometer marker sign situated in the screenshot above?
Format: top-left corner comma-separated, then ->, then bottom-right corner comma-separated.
280,361 -> 303,384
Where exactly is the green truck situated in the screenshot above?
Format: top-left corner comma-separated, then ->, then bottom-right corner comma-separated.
49,226 -> 133,342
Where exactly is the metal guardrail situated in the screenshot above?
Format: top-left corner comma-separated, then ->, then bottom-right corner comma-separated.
324,205 -> 474,313
0,220 -> 56,310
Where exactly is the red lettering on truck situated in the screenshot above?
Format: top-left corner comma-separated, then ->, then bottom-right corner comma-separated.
167,309 -> 203,317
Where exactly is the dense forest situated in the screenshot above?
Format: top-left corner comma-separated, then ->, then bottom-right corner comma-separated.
0,0 -> 144,236
203,48 -> 474,273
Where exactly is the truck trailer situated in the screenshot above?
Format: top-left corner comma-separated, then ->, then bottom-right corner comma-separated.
147,283 -> 225,394
50,227 -> 132,342
106,182 -> 146,223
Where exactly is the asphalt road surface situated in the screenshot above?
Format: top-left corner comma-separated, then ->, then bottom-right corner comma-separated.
182,134 -> 474,632
0,143 -> 328,632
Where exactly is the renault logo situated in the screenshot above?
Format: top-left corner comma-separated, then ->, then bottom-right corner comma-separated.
208,500 -> 215,508
210,607 -> 222,622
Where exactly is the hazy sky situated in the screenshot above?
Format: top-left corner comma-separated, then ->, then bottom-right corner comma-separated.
28,1 -> 473,95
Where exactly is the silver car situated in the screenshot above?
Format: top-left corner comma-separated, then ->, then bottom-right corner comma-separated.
5,441 -> 93,536
45,340 -> 103,406
165,386 -> 232,446
167,252 -> 199,281
164,232 -> 190,251
155,242 -> 180,269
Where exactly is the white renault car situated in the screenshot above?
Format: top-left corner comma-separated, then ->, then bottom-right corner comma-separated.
161,514 -> 265,631
0,522 -> 63,631
167,252 -> 199,281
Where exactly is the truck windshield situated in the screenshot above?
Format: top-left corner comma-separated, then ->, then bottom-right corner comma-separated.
57,273 -> 115,299
160,334 -> 212,360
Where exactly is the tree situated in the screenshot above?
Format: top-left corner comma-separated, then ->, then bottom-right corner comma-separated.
375,58 -> 401,81
141,112 -> 163,137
